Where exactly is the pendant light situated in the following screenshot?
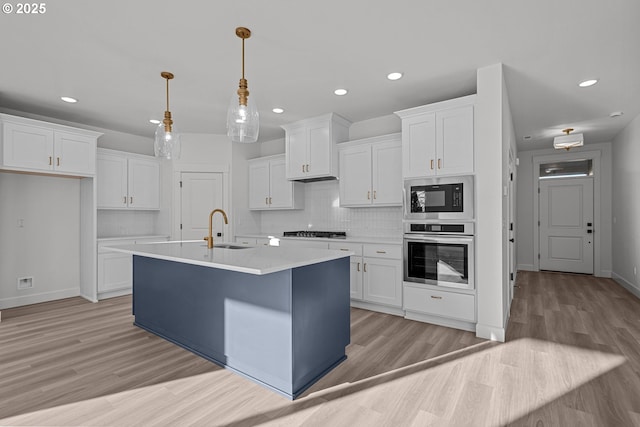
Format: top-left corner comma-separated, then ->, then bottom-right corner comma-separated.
227,27 -> 259,143
154,71 -> 181,159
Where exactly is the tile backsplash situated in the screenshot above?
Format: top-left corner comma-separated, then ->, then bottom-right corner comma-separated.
259,180 -> 403,238
97,210 -> 161,238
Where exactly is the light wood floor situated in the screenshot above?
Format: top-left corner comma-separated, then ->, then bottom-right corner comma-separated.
2,271 -> 640,426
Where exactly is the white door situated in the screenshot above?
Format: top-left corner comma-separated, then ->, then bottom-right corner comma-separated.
539,177 -> 594,274
180,172 -> 224,241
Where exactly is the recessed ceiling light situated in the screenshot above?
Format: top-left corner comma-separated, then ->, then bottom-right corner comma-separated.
149,119 -> 161,124
578,79 -> 598,88
60,96 -> 78,103
610,111 -> 624,118
387,72 -> 403,81
334,88 -> 348,96
272,108 -> 284,114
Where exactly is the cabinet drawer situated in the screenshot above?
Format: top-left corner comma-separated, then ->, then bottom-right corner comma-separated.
403,286 -> 475,322
98,239 -> 137,254
328,242 -> 363,256
363,243 -> 401,259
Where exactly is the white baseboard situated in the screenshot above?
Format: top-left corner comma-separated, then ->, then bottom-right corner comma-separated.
98,288 -> 132,301
612,272 -> 640,299
476,323 -> 506,342
517,264 -> 536,272
0,288 -> 80,310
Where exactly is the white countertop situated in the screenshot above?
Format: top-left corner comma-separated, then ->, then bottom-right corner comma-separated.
98,235 -> 170,242
106,241 -> 353,275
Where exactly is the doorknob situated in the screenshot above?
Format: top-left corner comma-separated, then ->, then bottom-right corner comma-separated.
587,230 -> 593,234
587,222 -> 593,226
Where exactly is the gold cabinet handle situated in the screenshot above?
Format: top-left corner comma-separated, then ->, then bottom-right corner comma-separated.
302,164 -> 305,173
265,197 -> 269,205
49,156 -> 52,166
376,250 -> 386,254
306,164 -> 309,173
363,263 -> 367,273
373,190 -> 377,200
269,197 -> 272,205
57,157 -> 60,166
123,196 -> 127,204
430,295 -> 443,300
430,159 -> 434,170
438,159 -> 442,169
357,262 -> 360,272
130,196 -> 133,204
339,248 -> 349,251
367,191 -> 370,200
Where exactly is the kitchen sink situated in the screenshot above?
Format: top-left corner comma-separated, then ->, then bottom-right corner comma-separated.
212,244 -> 251,250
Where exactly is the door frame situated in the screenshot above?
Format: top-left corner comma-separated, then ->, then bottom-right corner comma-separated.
171,162 -> 230,242
532,149 -> 601,275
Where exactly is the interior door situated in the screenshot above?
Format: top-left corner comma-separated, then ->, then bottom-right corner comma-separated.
539,177 -> 594,274
180,172 -> 224,241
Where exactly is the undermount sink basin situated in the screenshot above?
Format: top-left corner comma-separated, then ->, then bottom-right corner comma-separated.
211,244 -> 250,250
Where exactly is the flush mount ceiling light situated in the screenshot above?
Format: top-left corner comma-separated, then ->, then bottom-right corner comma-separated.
334,88 -> 348,96
227,27 -> 259,143
272,107 -> 284,114
154,71 -> 181,159
578,79 -> 598,88
553,128 -> 584,151
387,72 -> 403,81
60,96 -> 78,103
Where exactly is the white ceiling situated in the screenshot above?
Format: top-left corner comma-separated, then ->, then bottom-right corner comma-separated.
1,0 -> 638,151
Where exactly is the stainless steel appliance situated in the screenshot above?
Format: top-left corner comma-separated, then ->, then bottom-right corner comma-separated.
403,175 -> 474,220
403,221 -> 474,290
283,231 -> 347,239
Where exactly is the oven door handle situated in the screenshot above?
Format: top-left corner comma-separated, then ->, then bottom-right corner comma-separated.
404,235 -> 474,244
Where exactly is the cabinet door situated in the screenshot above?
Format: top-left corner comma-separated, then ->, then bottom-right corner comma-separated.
363,257 -> 402,307
128,158 -> 160,209
306,123 -> 331,178
97,252 -> 132,293
97,153 -> 128,208
248,160 -> 271,209
436,105 -> 474,175
339,144 -> 372,206
372,141 -> 402,205
350,257 -> 364,300
402,113 -> 436,178
268,158 -> 294,209
53,131 -> 96,175
2,122 -> 54,171
286,127 -> 308,179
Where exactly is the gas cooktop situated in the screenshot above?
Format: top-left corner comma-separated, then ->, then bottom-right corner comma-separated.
283,231 -> 347,239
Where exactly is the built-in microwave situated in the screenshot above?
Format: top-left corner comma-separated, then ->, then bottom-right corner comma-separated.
403,175 -> 474,220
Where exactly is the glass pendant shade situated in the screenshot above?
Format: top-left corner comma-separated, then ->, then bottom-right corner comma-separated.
227,94 -> 259,143
154,122 -> 181,159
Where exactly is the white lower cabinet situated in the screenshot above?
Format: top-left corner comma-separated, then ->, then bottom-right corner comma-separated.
97,236 -> 168,299
329,242 -> 402,308
403,284 -> 476,331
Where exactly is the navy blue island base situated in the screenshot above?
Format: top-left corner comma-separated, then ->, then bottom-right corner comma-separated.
132,255 -> 350,399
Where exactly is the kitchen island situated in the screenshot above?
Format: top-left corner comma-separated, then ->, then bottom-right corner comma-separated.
108,241 -> 351,399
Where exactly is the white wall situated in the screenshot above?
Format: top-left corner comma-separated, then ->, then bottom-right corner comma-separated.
515,142 -> 613,275
474,63 -> 513,342
0,173 -> 81,308
611,113 -> 640,296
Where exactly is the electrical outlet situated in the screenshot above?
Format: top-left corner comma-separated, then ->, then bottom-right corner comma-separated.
17,277 -> 33,290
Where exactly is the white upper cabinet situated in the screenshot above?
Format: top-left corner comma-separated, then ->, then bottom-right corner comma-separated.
97,149 -> 160,210
395,95 -> 475,178
0,113 -> 101,177
339,133 -> 402,207
282,113 -> 351,181
248,154 -> 304,210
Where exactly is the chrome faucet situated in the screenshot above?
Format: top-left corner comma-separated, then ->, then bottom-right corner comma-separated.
204,209 -> 228,249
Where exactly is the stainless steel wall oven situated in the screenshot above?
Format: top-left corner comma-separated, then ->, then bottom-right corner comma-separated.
403,221 -> 475,290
